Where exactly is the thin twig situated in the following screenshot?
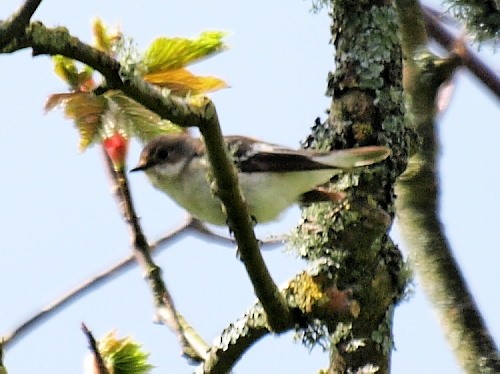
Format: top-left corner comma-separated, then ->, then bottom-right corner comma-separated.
187,218 -> 288,250
1,218 -> 192,348
423,6 -> 500,99
101,148 -> 200,359
81,323 -> 109,374
0,339 -> 5,371
1,215 -> 285,349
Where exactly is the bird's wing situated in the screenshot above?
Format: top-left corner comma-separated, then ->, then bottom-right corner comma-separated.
313,146 -> 390,168
225,136 -> 333,173
224,136 -> 390,173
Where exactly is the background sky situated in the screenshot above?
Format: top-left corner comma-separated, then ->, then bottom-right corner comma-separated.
1,1 -> 498,373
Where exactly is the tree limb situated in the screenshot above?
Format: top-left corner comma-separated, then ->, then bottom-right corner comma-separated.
0,0 -> 43,48
394,0 -> 500,372
194,98 -> 293,331
102,148 -> 207,360
81,323 -> 110,374
296,1 -> 408,371
1,216 -> 283,349
423,6 -> 500,99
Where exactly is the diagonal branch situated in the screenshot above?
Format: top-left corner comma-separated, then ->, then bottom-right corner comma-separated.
423,6 -> 500,99
0,0 -> 43,48
81,323 -> 110,374
101,148 -> 206,360
193,98 -> 293,331
1,215 -> 283,349
1,217 -> 191,349
394,0 -> 500,372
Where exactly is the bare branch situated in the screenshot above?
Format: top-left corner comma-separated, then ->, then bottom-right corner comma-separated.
1,215 -> 285,349
423,6 -> 500,99
195,100 -> 293,331
2,218 -> 192,348
0,0 -> 43,48
395,0 -> 500,372
0,339 -> 6,374
101,148 -> 206,360
186,218 -> 288,250
81,323 -> 110,374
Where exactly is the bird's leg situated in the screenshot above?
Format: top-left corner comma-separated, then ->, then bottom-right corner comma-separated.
299,189 -> 347,204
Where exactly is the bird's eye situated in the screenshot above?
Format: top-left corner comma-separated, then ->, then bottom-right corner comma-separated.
155,147 -> 169,161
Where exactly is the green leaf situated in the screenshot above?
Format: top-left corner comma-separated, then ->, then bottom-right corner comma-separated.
52,56 -> 94,90
105,91 -> 183,143
142,31 -> 227,72
98,331 -> 154,374
45,92 -> 106,150
65,94 -> 107,150
92,18 -> 112,53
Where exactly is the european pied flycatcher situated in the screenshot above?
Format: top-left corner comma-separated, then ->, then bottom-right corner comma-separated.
131,134 -> 390,225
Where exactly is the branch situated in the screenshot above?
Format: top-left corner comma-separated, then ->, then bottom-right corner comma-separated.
200,265 -> 367,373
81,323 -> 110,374
423,6 -> 500,99
1,21 -> 211,128
201,304 -> 271,373
194,98 -> 293,331
1,216 -> 283,349
101,148 -> 207,360
394,0 -> 500,372
0,0 -> 43,48
0,339 -> 6,374
304,2 -> 407,370
2,218 -> 190,348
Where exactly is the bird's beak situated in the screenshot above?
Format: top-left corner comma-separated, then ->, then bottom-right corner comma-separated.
130,159 -> 150,173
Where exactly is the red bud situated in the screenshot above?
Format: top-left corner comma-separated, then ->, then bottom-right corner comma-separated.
103,133 -> 128,170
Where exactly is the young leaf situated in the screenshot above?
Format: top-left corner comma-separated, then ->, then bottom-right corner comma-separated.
105,91 -> 183,143
45,92 -> 107,150
92,18 -> 112,53
142,31 -> 227,72
92,18 -> 122,56
53,56 -> 94,90
65,94 -> 107,150
93,331 -> 154,374
143,68 -> 228,95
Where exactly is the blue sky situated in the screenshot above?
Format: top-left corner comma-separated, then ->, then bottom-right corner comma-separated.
0,1 -> 498,373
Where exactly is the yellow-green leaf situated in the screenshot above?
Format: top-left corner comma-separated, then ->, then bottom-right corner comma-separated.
142,31 -> 227,73
143,68 -> 228,95
46,92 -> 106,150
97,331 -> 153,374
92,18 -> 111,53
65,94 -> 107,150
53,56 -> 93,90
105,91 -> 183,143
92,18 -> 121,55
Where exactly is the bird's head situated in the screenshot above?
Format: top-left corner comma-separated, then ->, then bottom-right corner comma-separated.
130,133 -> 199,178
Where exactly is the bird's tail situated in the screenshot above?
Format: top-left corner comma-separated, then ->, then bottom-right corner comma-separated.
316,146 -> 391,169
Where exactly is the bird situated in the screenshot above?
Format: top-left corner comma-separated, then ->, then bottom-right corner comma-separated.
130,133 -> 390,226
